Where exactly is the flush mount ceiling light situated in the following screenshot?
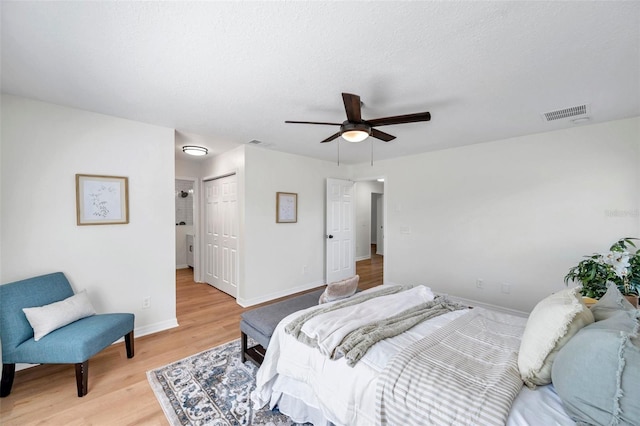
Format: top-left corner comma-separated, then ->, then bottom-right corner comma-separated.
340,122 -> 372,143
182,145 -> 208,156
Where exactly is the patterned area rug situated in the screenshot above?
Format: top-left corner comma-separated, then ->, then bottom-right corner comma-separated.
147,339 -> 307,426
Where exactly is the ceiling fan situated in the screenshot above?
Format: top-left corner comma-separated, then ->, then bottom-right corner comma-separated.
285,93 -> 431,143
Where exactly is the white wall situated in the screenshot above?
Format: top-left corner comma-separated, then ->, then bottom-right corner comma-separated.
9,96 -> 636,339
351,117 -> 640,312
1,95 -> 178,336
241,145 -> 348,305
175,156 -> 202,178
355,180 -> 384,260
198,144 -> 351,306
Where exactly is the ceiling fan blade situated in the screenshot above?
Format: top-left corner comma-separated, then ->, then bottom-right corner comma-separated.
285,120 -> 341,126
371,128 -> 396,142
342,93 -> 362,122
367,111 -> 431,127
320,132 -> 341,143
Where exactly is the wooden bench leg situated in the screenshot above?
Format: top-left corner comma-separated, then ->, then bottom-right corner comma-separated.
75,361 -> 89,397
240,333 -> 266,366
125,331 -> 135,358
1,363 -> 15,397
241,331 -> 248,363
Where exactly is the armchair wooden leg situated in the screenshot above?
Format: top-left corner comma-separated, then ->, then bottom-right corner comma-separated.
75,361 -> 89,397
125,330 -> 134,358
1,364 -> 16,397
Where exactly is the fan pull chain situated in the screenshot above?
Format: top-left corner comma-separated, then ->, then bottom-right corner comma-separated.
371,139 -> 374,166
337,138 -> 340,166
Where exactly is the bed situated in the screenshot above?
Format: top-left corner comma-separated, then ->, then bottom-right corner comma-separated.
252,283 -> 640,425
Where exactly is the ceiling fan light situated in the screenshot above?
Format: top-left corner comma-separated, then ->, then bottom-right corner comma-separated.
182,145 -> 208,156
340,122 -> 372,143
341,129 -> 370,143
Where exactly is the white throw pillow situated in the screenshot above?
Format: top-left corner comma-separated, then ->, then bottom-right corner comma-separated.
517,287 -> 594,388
319,275 -> 359,304
22,290 -> 97,341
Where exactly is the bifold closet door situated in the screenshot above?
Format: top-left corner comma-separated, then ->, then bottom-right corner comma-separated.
204,174 -> 238,298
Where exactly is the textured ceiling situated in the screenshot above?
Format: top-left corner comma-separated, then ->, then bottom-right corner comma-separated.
2,1 -> 639,164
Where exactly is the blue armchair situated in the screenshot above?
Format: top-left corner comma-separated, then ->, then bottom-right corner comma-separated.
0,272 -> 135,397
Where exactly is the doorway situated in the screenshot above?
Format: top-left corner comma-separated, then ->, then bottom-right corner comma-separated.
372,193 -> 384,255
175,178 -> 197,272
353,179 -> 384,287
356,246 -> 383,290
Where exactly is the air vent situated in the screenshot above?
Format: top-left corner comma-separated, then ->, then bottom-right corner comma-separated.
542,104 -> 589,122
245,139 -> 272,148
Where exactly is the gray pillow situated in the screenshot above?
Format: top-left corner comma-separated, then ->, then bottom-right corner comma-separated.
551,310 -> 640,425
319,275 -> 359,304
590,283 -> 636,321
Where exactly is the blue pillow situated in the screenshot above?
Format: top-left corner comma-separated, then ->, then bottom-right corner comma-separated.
551,310 -> 640,425
590,283 -> 636,321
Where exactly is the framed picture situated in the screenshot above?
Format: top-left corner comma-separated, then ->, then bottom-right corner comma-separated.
76,174 -> 129,225
276,192 -> 297,223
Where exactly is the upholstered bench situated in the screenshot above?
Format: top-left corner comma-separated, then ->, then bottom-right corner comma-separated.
240,289 -> 323,366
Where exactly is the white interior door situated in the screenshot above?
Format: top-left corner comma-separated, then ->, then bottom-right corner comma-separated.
204,174 -> 238,298
326,178 -> 355,284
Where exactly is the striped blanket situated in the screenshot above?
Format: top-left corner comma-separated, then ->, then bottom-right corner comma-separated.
334,296 -> 466,366
376,308 -> 527,426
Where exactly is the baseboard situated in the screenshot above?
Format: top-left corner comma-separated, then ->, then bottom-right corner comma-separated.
237,279 -> 325,307
134,318 -> 179,337
176,264 -> 189,269
355,255 -> 371,262
16,363 -> 36,372
15,318 -> 180,372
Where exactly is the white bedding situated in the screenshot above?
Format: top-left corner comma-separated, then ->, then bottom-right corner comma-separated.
252,286 -> 576,426
299,285 -> 434,357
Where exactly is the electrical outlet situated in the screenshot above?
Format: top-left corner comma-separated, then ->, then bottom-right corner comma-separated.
302,265 -> 308,275
142,296 -> 151,309
501,283 -> 511,294
476,279 -> 484,289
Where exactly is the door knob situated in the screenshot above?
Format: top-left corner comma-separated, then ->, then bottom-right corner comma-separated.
327,234 -> 334,239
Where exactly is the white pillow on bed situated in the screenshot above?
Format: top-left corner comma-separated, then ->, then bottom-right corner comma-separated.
22,290 -> 96,341
518,287 -> 594,388
319,275 -> 359,304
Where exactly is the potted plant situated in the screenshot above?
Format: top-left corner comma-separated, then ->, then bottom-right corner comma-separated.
564,237 -> 640,307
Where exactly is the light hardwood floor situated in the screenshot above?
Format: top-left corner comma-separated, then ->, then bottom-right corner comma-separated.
0,256 -> 382,425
